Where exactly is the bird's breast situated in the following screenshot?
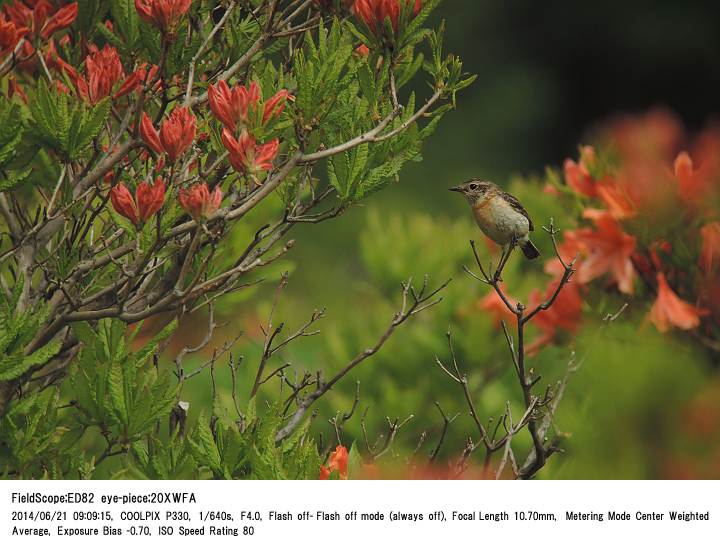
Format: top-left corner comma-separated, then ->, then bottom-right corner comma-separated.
471,197 -> 529,245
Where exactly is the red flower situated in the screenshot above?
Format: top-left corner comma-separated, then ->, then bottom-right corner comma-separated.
353,0 -> 421,36
594,176 -> 637,219
572,210 -> 637,294
526,279 -> 583,355
648,273 -> 708,333
110,178 -> 166,226
39,2 -> 76,40
74,44 -> 125,104
563,146 -> 597,197
0,12 -> 27,55
3,1 -> 76,40
7,77 -> 27,103
319,445 -> 349,480
134,0 -> 191,33
140,107 -> 196,162
178,183 -> 222,221
700,222 -> 720,274
136,177 -> 166,221
262,89 -> 293,125
208,80 -> 293,132
115,63 -> 159,98
221,128 -> 279,176
354,43 -> 370,56
140,112 -> 164,155
478,284 -> 517,327
160,107 -> 196,162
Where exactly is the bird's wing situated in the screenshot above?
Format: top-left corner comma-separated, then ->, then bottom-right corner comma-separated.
500,191 -> 534,231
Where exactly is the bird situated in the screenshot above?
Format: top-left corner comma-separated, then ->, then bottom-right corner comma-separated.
450,179 -> 540,260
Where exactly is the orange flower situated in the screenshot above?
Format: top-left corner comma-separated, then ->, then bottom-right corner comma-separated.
39,2 -> 77,40
160,107 -> 196,162
352,0 -> 421,36
0,12 -> 27,55
573,210 -> 636,294
478,285 -> 517,327
178,183 -> 222,221
109,178 -> 165,226
208,80 -> 293,132
319,445 -> 349,480
648,273 -> 708,333
140,107 -> 196,162
594,176 -> 636,219
73,44 -> 129,104
3,1 -> 76,40
134,0 -> 191,34
526,280 -> 583,355
221,128 -> 279,176
674,151 -> 720,206
700,222 -> 720,274
563,146 -> 597,197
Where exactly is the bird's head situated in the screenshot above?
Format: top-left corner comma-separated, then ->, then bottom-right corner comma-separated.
449,179 -> 497,205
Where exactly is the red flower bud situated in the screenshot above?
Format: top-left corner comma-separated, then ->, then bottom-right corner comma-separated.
221,128 -> 279,176
7,77 -> 27,103
110,183 -> 139,225
40,2 -> 77,40
178,183 -> 222,221
134,0 -> 191,34
208,80 -> 293,132
74,44 -> 124,104
159,106 -> 196,163
262,89 -> 293,124
140,107 -> 196,162
352,0 -> 421,36
140,112 -> 164,155
0,13 -> 28,56
136,177 -> 166,221
109,179 -> 166,226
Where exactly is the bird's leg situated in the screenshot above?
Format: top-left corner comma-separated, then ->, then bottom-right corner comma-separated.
493,238 -> 517,282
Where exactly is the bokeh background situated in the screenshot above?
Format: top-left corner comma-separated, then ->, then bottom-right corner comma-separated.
170,0 -> 720,479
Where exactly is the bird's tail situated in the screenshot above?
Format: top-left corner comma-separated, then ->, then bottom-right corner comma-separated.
521,240 -> 540,260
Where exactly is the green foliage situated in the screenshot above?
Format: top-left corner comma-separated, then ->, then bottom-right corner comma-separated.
186,402 -> 320,480
0,279 -> 62,383
71,318 -> 178,442
0,101 -> 28,192
28,80 -> 110,160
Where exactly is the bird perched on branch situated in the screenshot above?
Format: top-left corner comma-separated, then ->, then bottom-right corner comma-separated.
450,180 -> 540,260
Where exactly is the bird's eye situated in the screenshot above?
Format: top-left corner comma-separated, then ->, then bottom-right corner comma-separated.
469,183 -> 478,190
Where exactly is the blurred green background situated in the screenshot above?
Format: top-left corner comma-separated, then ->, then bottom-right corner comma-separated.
169,1 -> 720,479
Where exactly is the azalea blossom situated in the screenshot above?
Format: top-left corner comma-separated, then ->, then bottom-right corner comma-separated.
563,145 -> 597,197
0,12 -> 27,56
648,273 -> 708,333
178,183 -> 222,221
353,0 -> 421,35
526,279 -> 584,355
110,178 -> 166,226
319,445 -> 349,480
594,176 -> 637,219
700,222 -> 720,274
140,107 -> 196,162
2,1 -> 77,40
572,210 -> 637,294
208,80 -> 293,133
134,0 -> 191,34
221,128 -> 279,176
72,45 -> 137,105
478,284 -> 517,327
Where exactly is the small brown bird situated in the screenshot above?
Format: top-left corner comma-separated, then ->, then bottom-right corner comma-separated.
450,180 -> 540,260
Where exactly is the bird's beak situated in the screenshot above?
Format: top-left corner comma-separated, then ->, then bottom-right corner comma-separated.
448,186 -> 463,193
